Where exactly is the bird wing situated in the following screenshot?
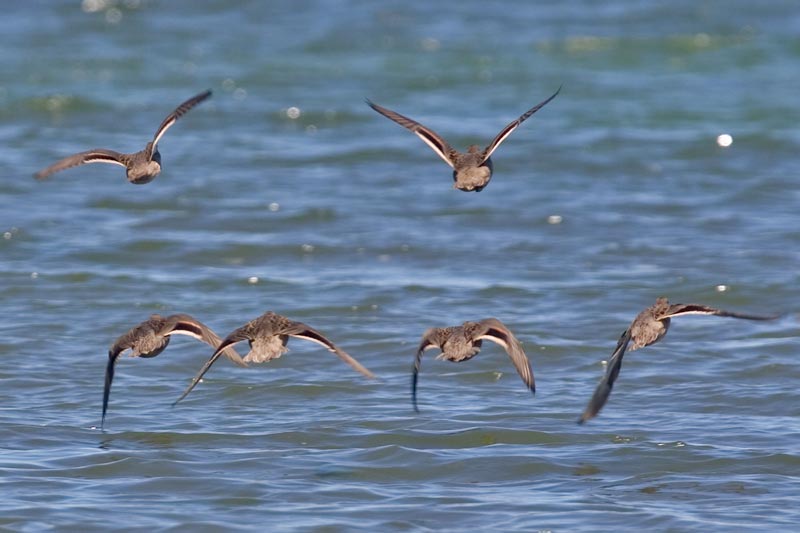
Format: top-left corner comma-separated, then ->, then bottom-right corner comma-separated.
101,349 -> 120,429
411,329 -> 444,412
578,327 -> 633,424
475,318 -> 535,393
161,314 -> 248,367
151,89 -> 212,147
172,327 -> 250,406
366,99 -> 457,168
285,322 -> 376,379
659,303 -> 778,321
34,149 -> 127,179
481,86 -> 561,163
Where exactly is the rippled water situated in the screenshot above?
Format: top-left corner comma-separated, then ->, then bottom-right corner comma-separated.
2,1 -> 800,531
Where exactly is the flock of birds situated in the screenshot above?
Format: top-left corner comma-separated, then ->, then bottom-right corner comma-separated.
33,90 -> 779,429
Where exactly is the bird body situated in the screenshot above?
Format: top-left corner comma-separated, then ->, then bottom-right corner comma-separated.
110,314 -> 174,359
247,334 -> 290,363
628,298 -> 672,350
231,311 -> 305,363
424,323 -> 485,362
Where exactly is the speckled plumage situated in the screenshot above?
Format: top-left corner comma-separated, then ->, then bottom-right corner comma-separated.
578,297 -> 778,424
173,311 -> 375,405
35,90 -> 211,184
412,318 -> 534,412
102,313 -> 245,428
366,87 -> 559,192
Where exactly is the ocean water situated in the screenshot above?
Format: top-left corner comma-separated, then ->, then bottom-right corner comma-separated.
1,1 -> 799,531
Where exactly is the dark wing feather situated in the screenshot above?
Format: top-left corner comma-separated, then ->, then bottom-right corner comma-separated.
285,322 -> 376,379
476,318 -> 535,393
660,303 -> 778,321
366,99 -> 456,167
481,86 -> 561,163
578,328 -> 633,424
101,348 -> 123,429
151,89 -> 212,146
34,149 -> 127,179
411,329 -> 442,413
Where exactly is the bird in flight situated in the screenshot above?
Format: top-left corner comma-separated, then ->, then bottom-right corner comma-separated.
578,297 -> 778,424
412,318 -> 535,412
173,311 -> 376,405
366,87 -> 559,192
102,313 -> 245,428
35,90 -> 212,184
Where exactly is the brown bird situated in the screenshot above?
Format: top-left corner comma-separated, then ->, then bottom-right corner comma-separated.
102,313 -> 245,428
173,311 -> 376,405
366,87 -> 559,192
578,297 -> 778,424
35,90 -> 212,184
412,318 -> 534,412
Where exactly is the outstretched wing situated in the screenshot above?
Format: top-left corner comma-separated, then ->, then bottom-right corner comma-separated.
285,321 -> 376,379
151,89 -> 212,146
475,318 -> 535,393
481,86 -> 561,163
660,303 -> 778,321
578,328 -> 633,424
101,348 -> 123,429
34,149 -> 127,179
411,328 -> 444,413
172,327 -> 250,406
161,314 -> 247,368
366,99 -> 457,168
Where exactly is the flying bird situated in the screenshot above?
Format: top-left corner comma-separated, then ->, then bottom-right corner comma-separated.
102,313 -> 245,428
35,90 -> 212,184
173,311 -> 376,405
366,87 -> 560,192
412,318 -> 535,412
578,297 -> 778,424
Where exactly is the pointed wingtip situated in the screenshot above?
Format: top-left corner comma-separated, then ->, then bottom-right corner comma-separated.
100,405 -> 109,429
361,363 -> 379,380
172,384 -> 194,407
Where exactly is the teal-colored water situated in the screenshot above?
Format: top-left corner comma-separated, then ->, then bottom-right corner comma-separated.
2,1 -> 799,531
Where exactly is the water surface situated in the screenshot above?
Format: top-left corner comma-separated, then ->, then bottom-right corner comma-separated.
1,1 -> 799,531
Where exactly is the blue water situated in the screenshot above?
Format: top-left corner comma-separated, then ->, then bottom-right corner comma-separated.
2,1 -> 799,531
